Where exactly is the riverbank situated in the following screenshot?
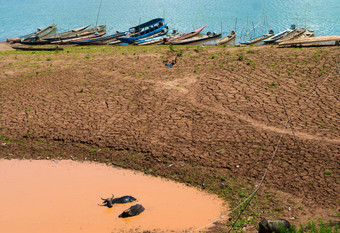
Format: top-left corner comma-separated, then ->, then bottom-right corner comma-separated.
0,42 -> 14,51
0,44 -> 339,232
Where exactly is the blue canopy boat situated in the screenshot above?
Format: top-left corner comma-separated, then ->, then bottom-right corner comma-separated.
133,27 -> 169,45
118,18 -> 167,44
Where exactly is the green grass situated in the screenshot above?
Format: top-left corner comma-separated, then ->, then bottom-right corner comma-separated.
278,219 -> 339,233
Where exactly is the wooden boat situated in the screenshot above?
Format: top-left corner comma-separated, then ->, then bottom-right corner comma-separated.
300,30 -> 314,39
118,18 -> 168,44
11,45 -> 63,51
165,25 -> 206,44
52,32 -> 106,45
43,25 -> 91,41
170,32 -> 221,45
275,28 -> 306,43
278,36 -> 340,46
7,24 -> 57,43
72,31 -> 128,45
216,30 -> 236,45
241,30 -> 274,45
263,26 -> 294,44
108,40 -> 123,45
23,25 -> 107,45
21,24 -> 57,42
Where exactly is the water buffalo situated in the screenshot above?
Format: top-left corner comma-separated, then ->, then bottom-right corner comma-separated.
112,195 -> 137,204
101,194 -> 114,208
118,204 -> 145,218
101,195 -> 137,208
259,219 -> 291,233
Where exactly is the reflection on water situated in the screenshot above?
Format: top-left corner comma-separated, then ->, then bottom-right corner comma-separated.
0,0 -> 339,41
0,159 -> 226,233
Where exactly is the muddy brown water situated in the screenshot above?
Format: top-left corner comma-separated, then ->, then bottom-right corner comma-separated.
0,159 -> 227,233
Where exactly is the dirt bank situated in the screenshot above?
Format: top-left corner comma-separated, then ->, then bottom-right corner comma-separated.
0,42 -> 14,51
0,44 -> 339,231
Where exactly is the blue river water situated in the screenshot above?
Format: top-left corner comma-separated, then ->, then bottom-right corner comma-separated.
0,0 -> 339,42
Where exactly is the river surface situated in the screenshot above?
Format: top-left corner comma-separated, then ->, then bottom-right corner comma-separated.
0,0 -> 339,41
0,159 -> 225,233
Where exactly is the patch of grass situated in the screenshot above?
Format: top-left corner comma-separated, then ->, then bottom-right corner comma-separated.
267,83 -> 277,88
169,43 -> 175,52
324,170 -> 333,175
89,149 -> 97,153
281,218 -> 340,233
257,146 -> 263,151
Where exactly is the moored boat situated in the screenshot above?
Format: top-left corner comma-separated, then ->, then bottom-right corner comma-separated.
7,24 -> 57,43
263,25 -> 295,44
43,25 -> 91,41
11,45 -> 63,51
71,31 -> 128,45
275,28 -> 306,43
216,30 -> 236,45
241,30 -> 274,45
278,35 -> 340,46
164,24 -> 206,44
170,31 -> 221,45
118,18 -> 168,44
136,30 -> 180,46
300,30 -> 314,39
21,24 -> 57,42
133,27 -> 170,45
52,32 -> 106,45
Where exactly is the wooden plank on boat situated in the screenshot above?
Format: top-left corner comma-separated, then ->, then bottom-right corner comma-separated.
279,36 -> 340,46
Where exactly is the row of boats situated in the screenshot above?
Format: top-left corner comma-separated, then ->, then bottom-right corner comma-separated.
6,18 -> 316,47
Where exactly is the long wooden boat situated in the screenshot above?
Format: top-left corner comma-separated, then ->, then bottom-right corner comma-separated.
164,25 -> 206,44
7,24 -> 57,43
11,45 -> 63,51
241,30 -> 274,45
52,32 -> 106,45
43,25 -> 91,41
71,31 -> 128,45
22,24 -> 57,42
34,25 -> 106,45
275,28 -> 306,43
216,30 -> 236,45
263,27 -> 294,44
118,18 -> 168,44
170,32 -> 221,45
278,36 -> 340,46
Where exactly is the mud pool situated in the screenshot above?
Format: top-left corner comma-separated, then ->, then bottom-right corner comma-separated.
0,159 -> 226,233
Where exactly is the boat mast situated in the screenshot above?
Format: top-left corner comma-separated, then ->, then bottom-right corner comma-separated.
95,0 -> 103,28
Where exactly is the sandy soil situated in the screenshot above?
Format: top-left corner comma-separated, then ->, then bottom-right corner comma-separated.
0,42 -> 14,51
0,44 -> 339,232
